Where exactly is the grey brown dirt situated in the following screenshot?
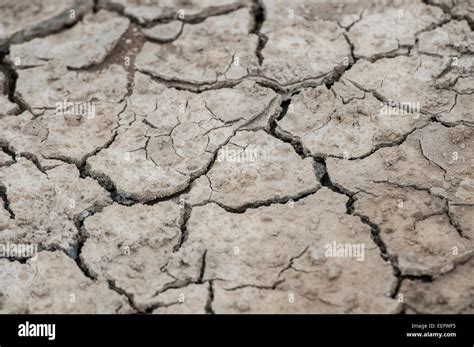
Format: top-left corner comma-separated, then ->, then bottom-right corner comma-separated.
0,0 -> 472,314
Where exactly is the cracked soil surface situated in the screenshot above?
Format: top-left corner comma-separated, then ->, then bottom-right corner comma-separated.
0,0 -> 473,314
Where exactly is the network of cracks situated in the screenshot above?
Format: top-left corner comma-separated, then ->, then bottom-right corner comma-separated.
0,0 -> 472,314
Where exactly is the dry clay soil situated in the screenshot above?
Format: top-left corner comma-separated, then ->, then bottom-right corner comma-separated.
0,0 -> 473,314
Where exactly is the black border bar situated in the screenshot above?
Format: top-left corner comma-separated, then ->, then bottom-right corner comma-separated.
0,314 -> 472,346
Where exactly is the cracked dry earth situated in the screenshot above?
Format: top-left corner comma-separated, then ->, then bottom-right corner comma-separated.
0,0 -> 473,315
